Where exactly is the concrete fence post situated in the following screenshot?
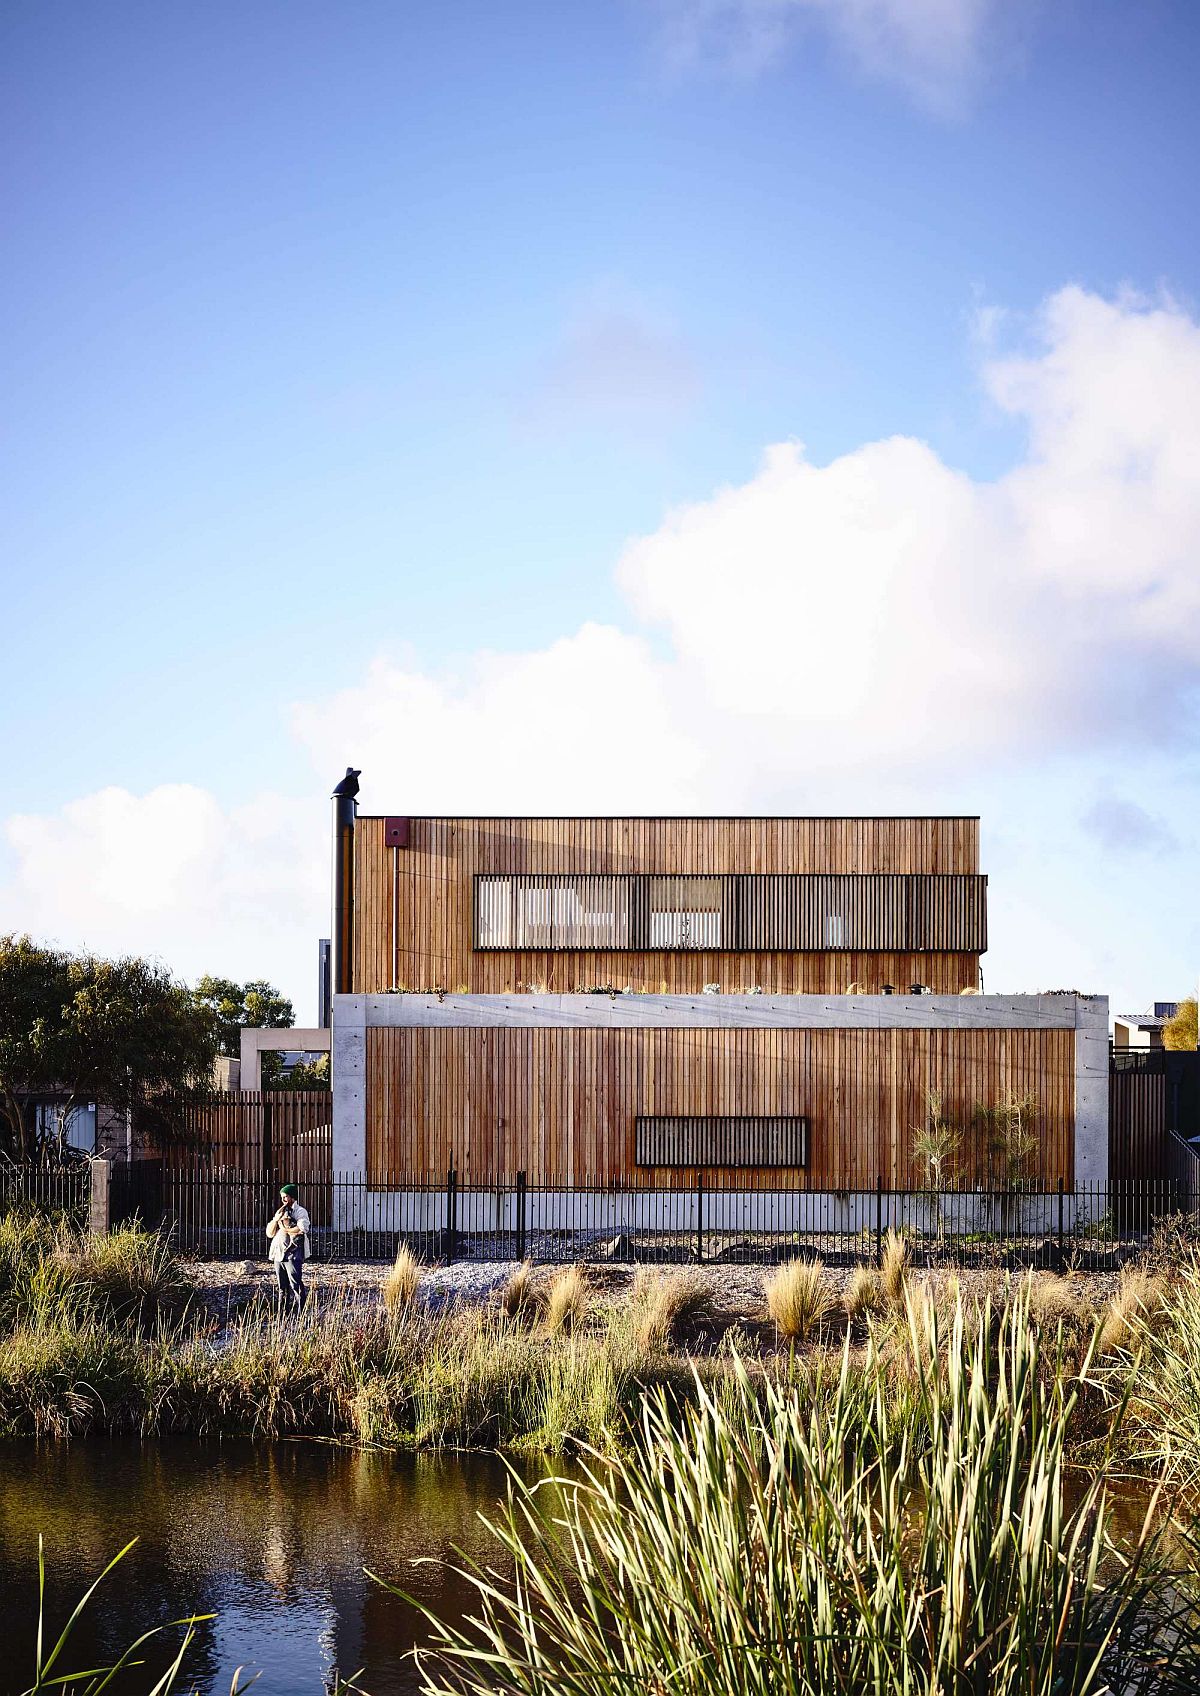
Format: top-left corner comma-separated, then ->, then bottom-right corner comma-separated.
89,1157 -> 113,1237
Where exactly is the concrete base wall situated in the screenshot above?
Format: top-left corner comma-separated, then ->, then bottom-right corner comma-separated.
332,1185 -> 1103,1237
333,991 -> 1109,1193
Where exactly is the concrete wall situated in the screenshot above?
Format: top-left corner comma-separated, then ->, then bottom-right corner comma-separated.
333,992 -> 1109,1197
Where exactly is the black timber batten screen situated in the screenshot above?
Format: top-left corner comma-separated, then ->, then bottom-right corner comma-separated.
636,1115 -> 811,1169
474,873 -> 987,953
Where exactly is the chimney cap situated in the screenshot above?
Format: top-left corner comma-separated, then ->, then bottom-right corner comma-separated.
332,767 -> 361,799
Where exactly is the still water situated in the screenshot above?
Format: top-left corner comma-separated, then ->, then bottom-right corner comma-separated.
0,1440 -> 570,1695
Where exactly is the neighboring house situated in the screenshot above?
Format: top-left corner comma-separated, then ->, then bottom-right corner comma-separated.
328,803 -> 1108,1201
14,1095 -> 130,1159
1112,1003 -> 1179,1049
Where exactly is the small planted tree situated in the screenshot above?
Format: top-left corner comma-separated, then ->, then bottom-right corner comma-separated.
975,1089 -> 1041,1234
912,1088 -> 962,1239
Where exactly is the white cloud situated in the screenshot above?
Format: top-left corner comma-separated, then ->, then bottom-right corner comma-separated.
4,285 -> 1199,1013
307,285 -> 1200,814
2,786 -> 327,1014
650,0 -> 1012,113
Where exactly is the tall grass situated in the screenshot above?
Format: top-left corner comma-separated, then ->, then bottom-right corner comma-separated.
1128,1260 -> 1200,1486
4,1215 -> 1200,1480
398,1291 -> 1200,1696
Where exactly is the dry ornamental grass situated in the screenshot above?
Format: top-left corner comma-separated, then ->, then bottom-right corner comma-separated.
630,1269 -> 711,1352
544,1265 -> 589,1334
382,1244 -> 420,1313
763,1258 -> 833,1342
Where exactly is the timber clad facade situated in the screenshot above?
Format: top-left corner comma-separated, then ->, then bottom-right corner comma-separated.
351,815 -> 986,995
362,1020 -> 1078,1187
332,812 -> 1108,1195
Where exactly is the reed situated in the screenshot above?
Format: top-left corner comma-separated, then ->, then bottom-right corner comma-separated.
1126,1260 -> 1200,1486
397,1290 -> 1200,1696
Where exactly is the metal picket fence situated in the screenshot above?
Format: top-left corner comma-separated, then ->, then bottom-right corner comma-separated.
95,1163 -> 1200,1270
0,1161 -> 90,1227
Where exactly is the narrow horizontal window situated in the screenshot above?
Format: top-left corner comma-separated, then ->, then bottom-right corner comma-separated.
636,1115 -> 810,1169
473,874 -> 986,952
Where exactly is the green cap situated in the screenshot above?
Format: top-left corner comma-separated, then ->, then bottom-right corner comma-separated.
280,1183 -> 298,1197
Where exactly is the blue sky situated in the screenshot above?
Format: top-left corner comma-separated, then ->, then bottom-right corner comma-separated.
2,0 -> 1198,1021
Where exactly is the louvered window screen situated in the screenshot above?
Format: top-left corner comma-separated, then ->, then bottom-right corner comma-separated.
474,874 -> 986,952
636,1115 -> 810,1168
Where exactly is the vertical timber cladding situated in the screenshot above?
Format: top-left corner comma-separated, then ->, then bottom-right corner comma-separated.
365,1024 -> 1076,1188
351,816 -> 984,995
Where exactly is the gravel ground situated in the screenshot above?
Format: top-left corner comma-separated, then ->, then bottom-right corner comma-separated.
184,1256 -> 1125,1327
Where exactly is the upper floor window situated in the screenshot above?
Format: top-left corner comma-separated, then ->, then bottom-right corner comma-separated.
647,876 -> 722,948
473,872 -> 986,952
475,875 -> 633,949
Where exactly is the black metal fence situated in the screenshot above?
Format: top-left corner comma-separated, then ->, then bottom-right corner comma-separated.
97,1164 -> 1200,1269
0,1161 -> 90,1227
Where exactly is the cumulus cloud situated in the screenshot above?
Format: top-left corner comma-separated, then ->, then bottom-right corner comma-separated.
650,0 -> 1012,112
295,286 -> 1200,814
4,285 -> 1199,1009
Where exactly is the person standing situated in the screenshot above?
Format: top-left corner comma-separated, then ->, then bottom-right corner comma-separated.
266,1182 -> 311,1312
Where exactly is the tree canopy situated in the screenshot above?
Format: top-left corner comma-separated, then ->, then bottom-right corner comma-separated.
0,935 -> 218,1160
1164,997 -> 1199,1052
192,975 -> 294,1058
261,1051 -> 330,1090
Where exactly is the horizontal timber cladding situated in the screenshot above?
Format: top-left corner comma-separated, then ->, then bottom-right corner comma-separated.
350,816 -> 984,995
364,1024 -> 1075,1189
473,873 -> 987,953
636,1115 -> 810,1169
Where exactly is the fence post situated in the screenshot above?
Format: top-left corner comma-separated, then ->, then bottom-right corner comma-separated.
695,1172 -> 704,1265
446,1166 -> 458,1264
1057,1177 -> 1065,1270
515,1170 -> 527,1262
875,1173 -> 884,1267
89,1157 -> 113,1237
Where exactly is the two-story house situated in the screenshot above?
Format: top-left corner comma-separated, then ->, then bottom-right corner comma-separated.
329,799 -> 1107,1207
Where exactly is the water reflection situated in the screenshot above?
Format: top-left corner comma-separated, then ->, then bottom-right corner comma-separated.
0,1441 -> 569,1695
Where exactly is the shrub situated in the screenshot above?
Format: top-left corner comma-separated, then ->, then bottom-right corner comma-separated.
1098,1267 -> 1165,1357
844,1263 -> 883,1321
